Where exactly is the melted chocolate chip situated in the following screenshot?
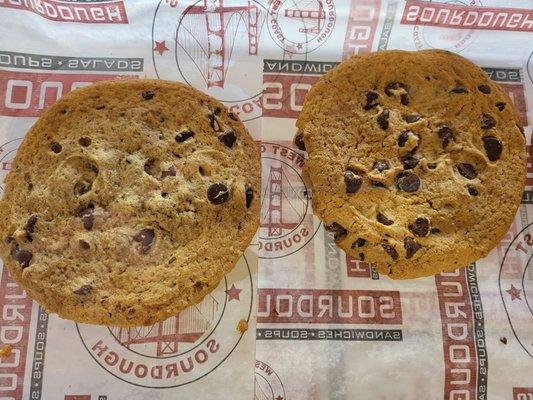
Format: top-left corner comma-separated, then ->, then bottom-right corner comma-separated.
133,228 -> 155,253
371,181 -> 387,188
228,112 -> 239,121
24,215 -> 38,241
141,90 -> 155,100
398,132 -> 410,147
79,137 -> 91,147
79,240 -> 90,250
175,130 -> 194,143
404,237 -> 422,259
161,166 -> 177,179
79,205 -> 94,231
457,163 -> 477,180
352,238 -> 366,248
377,109 -> 390,130
325,222 -> 347,242
377,212 -> 394,226
219,130 -> 237,148
400,93 -> 410,105
396,172 -> 420,192
373,160 -> 390,172
405,114 -> 421,123
481,113 -> 496,129
408,217 -> 430,237
427,162 -> 437,170
245,188 -> 254,208
364,91 -> 379,110
482,136 -> 503,161
381,243 -> 398,260
438,125 -> 454,148
467,185 -> 479,196
496,102 -> 506,111
11,245 -> 32,268
73,284 -> 92,295
344,170 -> 363,194
401,155 -> 420,170
208,183 -> 230,205
385,82 -> 408,96
50,142 -> 62,153
450,84 -> 468,94
294,133 -> 306,151
478,84 -> 491,94
431,228 -> 440,234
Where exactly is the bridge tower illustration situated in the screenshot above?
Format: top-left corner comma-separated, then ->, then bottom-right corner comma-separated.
179,0 -> 263,88
283,0 -> 325,34
111,294 -> 219,356
261,164 -> 307,238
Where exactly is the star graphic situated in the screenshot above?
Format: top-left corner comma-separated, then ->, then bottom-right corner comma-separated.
225,284 -> 242,301
506,284 -> 522,301
296,43 -> 303,50
153,40 -> 169,56
276,396 -> 284,400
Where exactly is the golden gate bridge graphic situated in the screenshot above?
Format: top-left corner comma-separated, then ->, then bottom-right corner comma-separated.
177,0 -> 265,88
111,294 -> 220,357
282,0 -> 325,35
261,163 -> 308,238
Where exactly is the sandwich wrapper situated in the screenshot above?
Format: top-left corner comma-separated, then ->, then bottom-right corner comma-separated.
0,0 -> 531,399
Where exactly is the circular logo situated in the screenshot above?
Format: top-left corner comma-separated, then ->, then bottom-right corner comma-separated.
259,142 -> 320,259
255,360 -> 286,400
152,0 -> 277,122
0,138 -> 22,194
499,223 -> 533,359
412,0 -> 480,53
268,0 -> 336,54
77,255 -> 253,388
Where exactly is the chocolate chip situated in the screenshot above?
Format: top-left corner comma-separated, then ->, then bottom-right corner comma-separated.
467,185 -> 479,196
245,188 -> 254,208
73,285 -> 92,295
478,84 -> 491,94
50,142 -> 62,153
398,132 -> 410,147
79,240 -> 90,250
208,183 -> 230,205
457,163 -> 477,180
381,243 -> 398,260
482,136 -> 503,161
161,165 -> 177,179
144,161 -> 155,176
373,160 -> 390,172
229,112 -> 239,121
431,228 -> 440,234
408,217 -> 430,237
213,107 -> 222,115
499,336 -> 507,344
27,181 -> 33,191
294,133 -> 306,151
4,235 -> 13,245
325,222 -> 347,242
352,238 -> 366,248
359,253 -> 365,261
133,228 -> 155,253
396,172 -> 420,192
79,205 -> 94,231
400,93 -> 410,105
208,108 -> 222,131
481,113 -> 496,129
438,125 -> 454,148
345,170 -> 363,194
450,85 -> 469,94
161,192 -> 169,198
385,82 -> 408,96
24,215 -> 38,241
198,166 -> 206,176
79,137 -> 91,147
405,114 -> 421,123
11,245 -> 32,268
427,162 -> 437,170
364,91 -> 379,110
141,90 -> 155,100
95,104 -> 106,110
404,237 -> 422,259
194,281 -> 205,292
377,212 -> 394,226
377,109 -> 389,130
496,102 -> 506,111
175,130 -> 194,143
401,155 -> 420,170
219,130 -> 237,148
371,181 -> 387,188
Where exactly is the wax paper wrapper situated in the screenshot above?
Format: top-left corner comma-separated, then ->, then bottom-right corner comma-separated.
0,1 -> 533,400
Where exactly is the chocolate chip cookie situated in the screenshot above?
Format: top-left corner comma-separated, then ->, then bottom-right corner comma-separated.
296,50 -> 526,279
0,79 -> 260,325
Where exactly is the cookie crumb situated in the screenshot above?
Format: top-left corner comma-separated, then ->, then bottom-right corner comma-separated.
237,319 -> 248,334
0,344 -> 12,358
499,336 -> 507,344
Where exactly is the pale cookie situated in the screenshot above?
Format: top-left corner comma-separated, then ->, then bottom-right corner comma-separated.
0,79 -> 260,325
296,50 -> 525,279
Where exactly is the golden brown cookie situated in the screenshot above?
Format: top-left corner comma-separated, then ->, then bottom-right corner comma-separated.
0,79 -> 260,325
296,50 -> 525,279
